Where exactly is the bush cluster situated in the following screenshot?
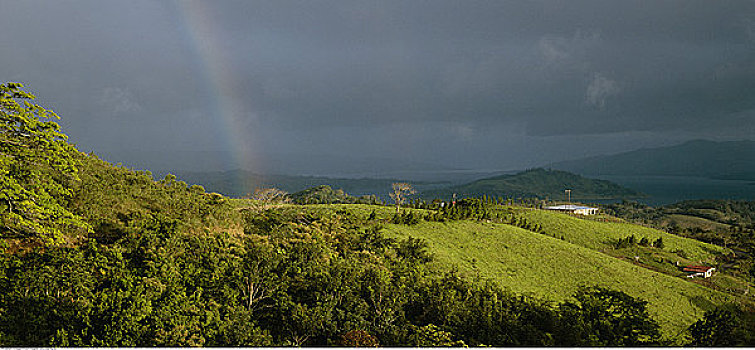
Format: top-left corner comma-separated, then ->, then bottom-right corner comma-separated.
615,235 -> 664,249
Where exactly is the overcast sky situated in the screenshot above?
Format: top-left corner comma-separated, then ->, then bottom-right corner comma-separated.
1,0 -> 754,176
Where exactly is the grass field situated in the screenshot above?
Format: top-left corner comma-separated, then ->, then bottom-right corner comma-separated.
382,219 -> 732,338
660,214 -> 731,232
515,208 -> 727,263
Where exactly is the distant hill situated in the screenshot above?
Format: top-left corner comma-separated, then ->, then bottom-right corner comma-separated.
422,168 -> 643,200
171,169 -> 448,199
96,148 -> 459,179
552,140 -> 755,180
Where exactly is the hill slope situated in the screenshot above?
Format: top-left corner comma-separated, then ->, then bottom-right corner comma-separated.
552,139 -> 755,180
382,219 -> 731,337
422,168 -> 643,200
516,208 -> 726,262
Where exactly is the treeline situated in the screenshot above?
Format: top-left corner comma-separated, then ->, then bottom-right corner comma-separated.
288,185 -> 381,205
602,200 -> 755,233
5,206 -> 746,347
391,198 -> 551,236
615,235 -> 664,249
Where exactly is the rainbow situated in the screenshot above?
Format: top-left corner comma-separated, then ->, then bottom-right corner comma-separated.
173,1 -> 259,172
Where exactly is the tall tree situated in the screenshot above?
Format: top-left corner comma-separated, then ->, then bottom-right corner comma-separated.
687,308 -> 750,346
250,187 -> 290,205
0,82 -> 90,243
389,183 -> 415,213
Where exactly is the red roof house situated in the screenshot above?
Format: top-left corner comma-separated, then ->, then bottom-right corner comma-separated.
683,265 -> 715,278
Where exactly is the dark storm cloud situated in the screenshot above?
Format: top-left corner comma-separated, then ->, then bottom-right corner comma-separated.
1,0 -> 754,173
210,0 -> 755,136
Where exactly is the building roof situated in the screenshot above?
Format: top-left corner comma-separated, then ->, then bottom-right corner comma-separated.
683,265 -> 714,273
545,205 -> 597,211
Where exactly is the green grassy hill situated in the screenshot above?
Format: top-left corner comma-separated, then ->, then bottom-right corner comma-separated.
515,209 -> 726,262
380,211 -> 733,338
422,168 -> 644,200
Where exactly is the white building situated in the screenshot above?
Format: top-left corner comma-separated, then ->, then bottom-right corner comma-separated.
683,265 -> 715,278
545,204 -> 599,215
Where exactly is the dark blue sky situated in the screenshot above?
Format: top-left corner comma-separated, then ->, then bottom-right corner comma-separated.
1,0 -> 754,176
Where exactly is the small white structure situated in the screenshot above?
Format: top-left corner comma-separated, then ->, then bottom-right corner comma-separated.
545,205 -> 599,215
683,265 -> 715,278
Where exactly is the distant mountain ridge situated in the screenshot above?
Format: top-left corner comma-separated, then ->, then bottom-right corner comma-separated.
171,169 -> 449,199
422,168 -> 644,200
551,140 -> 755,180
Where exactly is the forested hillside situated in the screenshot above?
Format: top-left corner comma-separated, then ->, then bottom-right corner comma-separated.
1,83 -> 754,346
423,168 -> 644,200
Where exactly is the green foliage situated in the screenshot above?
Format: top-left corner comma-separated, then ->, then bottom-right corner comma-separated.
290,185 -> 379,205
429,198 -> 506,222
5,200 -> 731,347
396,237 -> 433,263
68,153 -> 233,242
391,210 -> 421,225
614,234 -> 660,249
405,273 -> 557,346
518,208 -> 725,262
0,214 -> 273,346
383,219 -> 733,336
603,199 -> 755,286
0,82 -> 90,243
615,235 -> 634,249
556,286 -> 661,346
686,308 -> 753,346
407,324 -> 466,347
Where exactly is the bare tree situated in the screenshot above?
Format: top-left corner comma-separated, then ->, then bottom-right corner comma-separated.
241,261 -> 276,314
250,187 -> 290,204
389,182 -> 416,213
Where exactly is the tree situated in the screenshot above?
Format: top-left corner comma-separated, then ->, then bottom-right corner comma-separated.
250,187 -> 290,205
407,324 -> 466,347
653,237 -> 664,249
556,286 -> 661,346
389,183 -> 415,213
337,330 -> 379,347
0,82 -> 90,243
687,308 -> 749,346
